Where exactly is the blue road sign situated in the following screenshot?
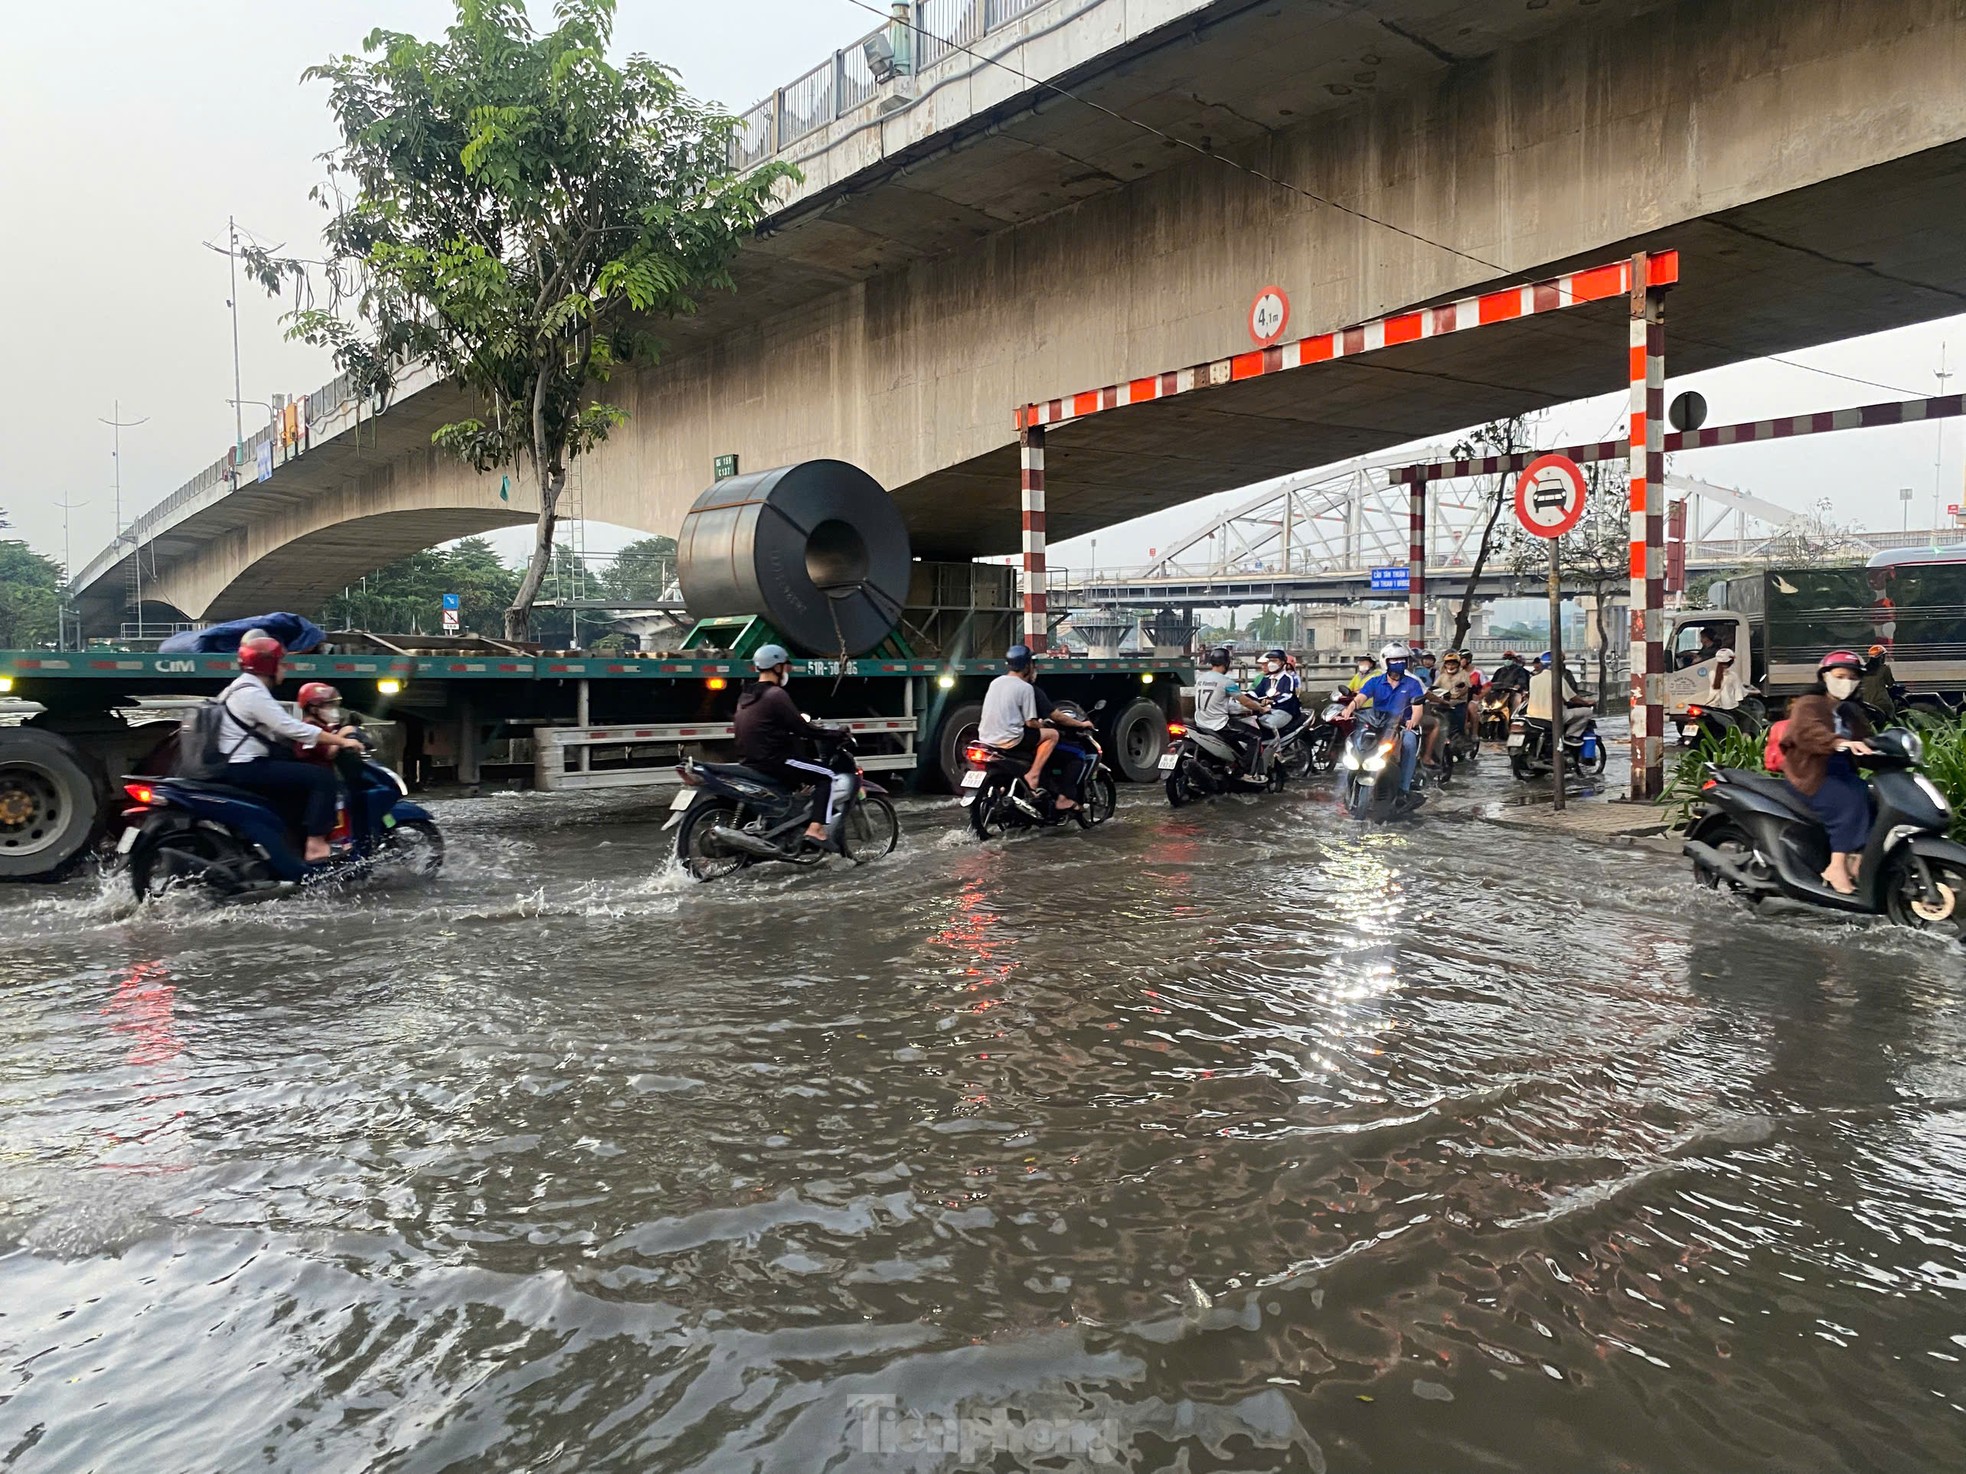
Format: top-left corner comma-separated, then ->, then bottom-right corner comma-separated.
1369,566 -> 1410,593
442,593 -> 461,611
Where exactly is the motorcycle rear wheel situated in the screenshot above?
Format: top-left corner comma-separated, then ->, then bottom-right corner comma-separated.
678,798 -> 751,881
1165,763 -> 1194,808
1883,852 -> 1966,937
129,827 -> 255,902
840,794 -> 900,861
970,777 -> 1017,839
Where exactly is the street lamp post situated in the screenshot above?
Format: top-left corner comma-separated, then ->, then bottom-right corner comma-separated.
98,402 -> 149,634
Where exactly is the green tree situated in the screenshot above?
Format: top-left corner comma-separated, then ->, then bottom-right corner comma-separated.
1442,413 -> 1539,650
320,538 -> 519,636
600,534 -> 677,604
0,533 -> 62,648
249,0 -> 793,640
1504,461 -> 1630,707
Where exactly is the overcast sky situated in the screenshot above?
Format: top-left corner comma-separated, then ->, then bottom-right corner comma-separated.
1,0 -> 1961,578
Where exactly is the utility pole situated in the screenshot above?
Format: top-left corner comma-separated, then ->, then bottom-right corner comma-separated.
1937,344 -> 1954,549
204,217 -> 248,457
99,403 -> 149,634
52,495 -> 88,650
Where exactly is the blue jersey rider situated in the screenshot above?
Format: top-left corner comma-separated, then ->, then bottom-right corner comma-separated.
1341,641 -> 1428,807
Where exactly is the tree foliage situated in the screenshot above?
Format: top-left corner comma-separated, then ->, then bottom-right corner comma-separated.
1504,461 -> 1630,704
599,534 -> 677,604
248,0 -> 793,639
1442,414 -> 1540,650
0,517 -> 62,648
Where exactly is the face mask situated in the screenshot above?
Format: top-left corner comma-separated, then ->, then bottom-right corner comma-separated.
318,706 -> 344,726
1386,662 -> 1407,679
1825,673 -> 1858,699
1265,662 -> 1281,674
1357,663 -> 1373,675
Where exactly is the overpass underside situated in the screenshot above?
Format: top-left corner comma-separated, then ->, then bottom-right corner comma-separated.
78,0 -> 1966,625
904,139 -> 1966,552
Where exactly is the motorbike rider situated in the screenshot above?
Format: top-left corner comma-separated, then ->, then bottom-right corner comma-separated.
295,682 -> 371,844
1778,650 -> 1877,895
1252,648 -> 1303,737
1487,651 -> 1531,711
1028,665 -> 1100,809
214,636 -> 365,864
1704,649 -> 1747,712
1526,650 -> 1592,738
1347,652 -> 1378,693
1424,651 -> 1474,765
979,643 -> 1072,811
1859,643 -> 1898,721
1194,645 -> 1267,777
734,644 -> 849,849
1341,641 -> 1427,807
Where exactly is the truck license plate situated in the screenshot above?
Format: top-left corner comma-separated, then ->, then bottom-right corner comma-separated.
116,825 -> 141,856
1157,752 -> 1179,771
960,769 -> 986,789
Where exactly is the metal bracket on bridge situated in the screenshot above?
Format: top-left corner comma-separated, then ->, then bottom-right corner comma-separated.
532,717 -> 920,793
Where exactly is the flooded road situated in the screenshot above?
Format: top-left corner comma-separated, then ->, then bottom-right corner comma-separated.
3,761 -> 1964,1472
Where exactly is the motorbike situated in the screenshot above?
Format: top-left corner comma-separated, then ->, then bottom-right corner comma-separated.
1507,709 -> 1608,781
1422,697 -> 1478,786
1338,707 -> 1418,820
669,727 -> 900,881
1262,707 -> 1323,780
961,704 -> 1118,838
1161,718 -> 1283,806
120,744 -> 442,903
1684,695 -> 1768,744
1295,688 -> 1354,776
1683,727 -> 1966,938
1477,688 -> 1518,744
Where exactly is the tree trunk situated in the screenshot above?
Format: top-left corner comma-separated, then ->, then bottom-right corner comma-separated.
1450,481 -> 1507,650
1591,584 -> 1611,713
506,460 -> 567,642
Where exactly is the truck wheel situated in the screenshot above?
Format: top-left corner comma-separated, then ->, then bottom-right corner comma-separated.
934,703 -> 985,793
1106,698 -> 1168,783
0,729 -> 108,881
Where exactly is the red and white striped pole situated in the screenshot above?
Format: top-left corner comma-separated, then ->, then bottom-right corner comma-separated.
1407,476 -> 1427,650
1021,425 -> 1048,652
1628,255 -> 1669,798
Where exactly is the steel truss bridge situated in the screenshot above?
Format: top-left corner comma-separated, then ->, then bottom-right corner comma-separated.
1045,447 -> 1935,610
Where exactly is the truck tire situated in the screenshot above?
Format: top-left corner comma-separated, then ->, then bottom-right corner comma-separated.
0,728 -> 109,881
934,703 -> 985,793
1105,698 -> 1168,783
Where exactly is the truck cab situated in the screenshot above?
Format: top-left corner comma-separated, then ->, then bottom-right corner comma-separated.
1663,609 -> 1754,724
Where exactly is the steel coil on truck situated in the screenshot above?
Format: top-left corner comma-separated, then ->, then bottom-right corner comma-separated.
676,461 -> 912,656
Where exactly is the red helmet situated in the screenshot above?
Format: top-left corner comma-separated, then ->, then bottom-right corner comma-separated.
1818,649 -> 1863,676
296,681 -> 341,713
239,634 -> 285,680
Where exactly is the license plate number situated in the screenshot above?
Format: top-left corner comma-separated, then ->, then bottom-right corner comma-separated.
960,769 -> 986,788
668,789 -> 696,812
1507,734 -> 1524,749
116,825 -> 141,855
1157,752 -> 1179,771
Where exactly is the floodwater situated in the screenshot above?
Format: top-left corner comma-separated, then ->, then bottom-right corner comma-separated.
2,753 -> 1964,1473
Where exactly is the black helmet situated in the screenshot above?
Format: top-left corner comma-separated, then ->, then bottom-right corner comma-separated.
1005,643 -> 1034,671
1262,648 -> 1287,664
1208,646 -> 1233,668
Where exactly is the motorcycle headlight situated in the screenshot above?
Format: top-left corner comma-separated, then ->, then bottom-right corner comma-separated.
1341,749 -> 1362,770
1363,753 -> 1388,773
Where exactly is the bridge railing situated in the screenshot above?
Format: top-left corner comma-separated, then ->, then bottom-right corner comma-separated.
730,0 -> 1061,168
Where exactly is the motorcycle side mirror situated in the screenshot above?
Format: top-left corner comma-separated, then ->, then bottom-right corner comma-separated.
1090,700 -> 1107,713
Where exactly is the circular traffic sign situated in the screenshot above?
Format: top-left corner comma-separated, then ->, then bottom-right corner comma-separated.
1513,454 -> 1589,539
1248,285 -> 1290,347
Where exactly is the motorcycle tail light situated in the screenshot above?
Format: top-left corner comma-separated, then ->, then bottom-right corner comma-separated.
1686,704 -> 1704,718
1165,722 -> 1187,737
123,782 -> 158,806
963,744 -> 993,765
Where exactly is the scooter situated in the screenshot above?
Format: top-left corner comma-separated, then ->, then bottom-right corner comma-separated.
1161,719 -> 1281,806
1683,727 -> 1966,937
960,703 -> 1118,839
668,727 -> 900,880
1477,688 -> 1517,744
1338,707 -> 1419,821
1297,688 -> 1354,776
1262,707 -> 1322,780
120,746 -> 441,902
1507,709 -> 1608,781
1684,694 -> 1768,744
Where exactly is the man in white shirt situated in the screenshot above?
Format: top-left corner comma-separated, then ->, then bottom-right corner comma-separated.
1526,652 -> 1591,731
218,635 -> 365,862
978,644 -> 1061,799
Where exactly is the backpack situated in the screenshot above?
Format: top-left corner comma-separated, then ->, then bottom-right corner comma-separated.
175,691 -> 254,778
1762,718 -> 1788,774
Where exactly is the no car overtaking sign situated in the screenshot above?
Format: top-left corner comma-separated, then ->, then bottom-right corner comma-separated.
1513,454 -> 1589,539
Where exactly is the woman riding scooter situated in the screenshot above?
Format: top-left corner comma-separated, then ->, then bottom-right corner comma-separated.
1778,650 -> 1876,896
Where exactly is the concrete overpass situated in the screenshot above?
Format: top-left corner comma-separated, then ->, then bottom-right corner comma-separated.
75,0 -> 1966,629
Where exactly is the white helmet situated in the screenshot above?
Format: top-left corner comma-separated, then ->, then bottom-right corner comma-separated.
1380,641 -> 1412,664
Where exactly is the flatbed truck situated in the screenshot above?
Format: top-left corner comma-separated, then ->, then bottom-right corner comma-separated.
0,647 -> 1187,881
